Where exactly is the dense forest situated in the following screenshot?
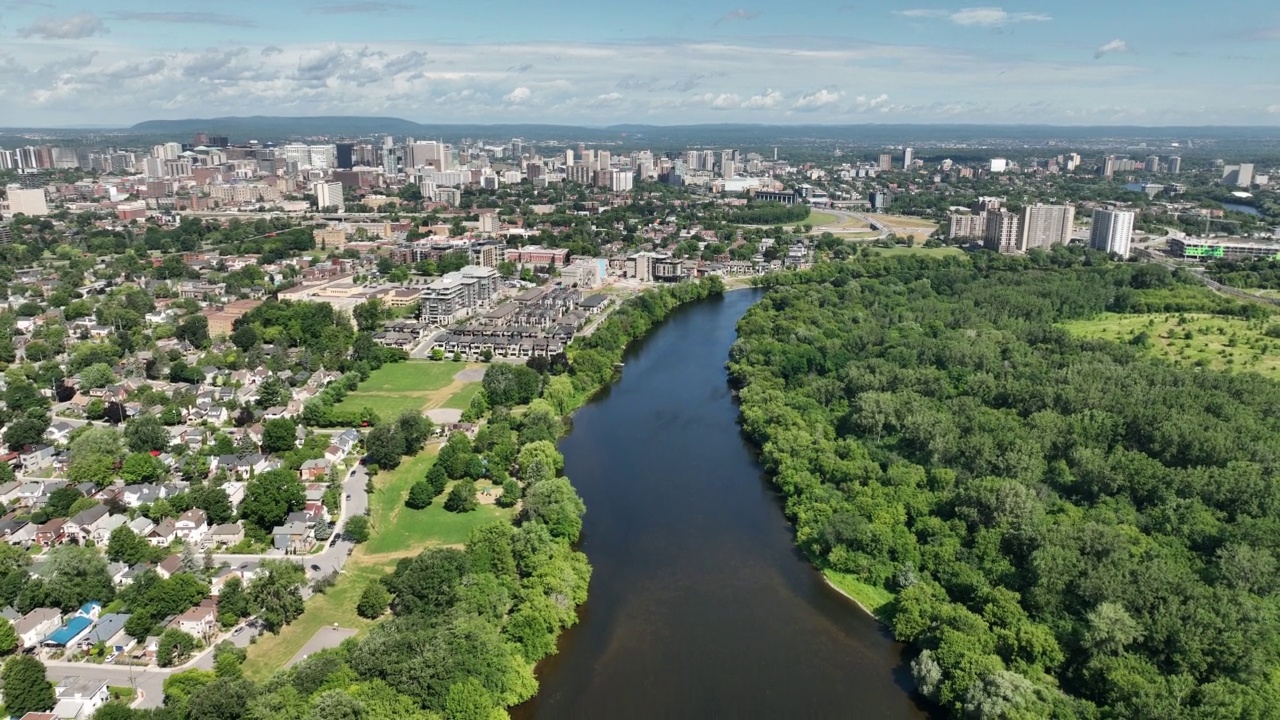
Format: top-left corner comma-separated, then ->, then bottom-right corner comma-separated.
1206,257 -> 1280,291
729,250 -> 1280,718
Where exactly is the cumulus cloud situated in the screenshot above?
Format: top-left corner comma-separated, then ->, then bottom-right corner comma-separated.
261,45 -> 284,57
703,92 -> 742,108
898,7 -> 1050,26
596,92 -> 622,103
17,12 -> 107,39
110,11 -> 254,27
1268,104 -> 1280,114
504,86 -> 531,104
792,88 -> 842,110
742,89 -> 783,109
1094,39 -> 1129,59
853,93 -> 890,111
714,8 -> 759,26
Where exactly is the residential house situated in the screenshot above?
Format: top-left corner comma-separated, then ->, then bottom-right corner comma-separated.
8,522 -> 37,547
45,421 -> 76,445
0,480 -> 21,506
299,459 -> 330,481
147,519 -> 177,547
127,516 -> 155,537
34,518 -> 67,547
78,613 -> 133,655
117,563 -> 150,587
43,601 -> 101,648
14,607 -> 61,648
90,514 -> 128,546
52,676 -> 109,720
205,523 -> 244,548
172,602 -> 216,640
271,521 -> 311,553
333,429 -> 360,456
155,554 -> 183,580
123,483 -> 170,508
63,504 -> 109,545
17,443 -> 55,471
323,444 -> 344,463
222,482 -> 246,511
174,508 -> 207,544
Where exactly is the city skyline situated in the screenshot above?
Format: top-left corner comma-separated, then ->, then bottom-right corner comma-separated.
1,0 -> 1278,127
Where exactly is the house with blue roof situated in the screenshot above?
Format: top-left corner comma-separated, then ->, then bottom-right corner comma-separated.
42,601 -> 102,648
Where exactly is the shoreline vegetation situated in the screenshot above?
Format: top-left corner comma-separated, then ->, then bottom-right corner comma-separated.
731,251 -> 1280,718
130,277 -> 729,720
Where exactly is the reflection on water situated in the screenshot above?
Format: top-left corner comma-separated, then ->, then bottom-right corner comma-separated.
512,290 -> 931,720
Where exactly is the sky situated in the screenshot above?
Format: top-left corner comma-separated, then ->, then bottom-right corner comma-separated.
0,0 -> 1278,127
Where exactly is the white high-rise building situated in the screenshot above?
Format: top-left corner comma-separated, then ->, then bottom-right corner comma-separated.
564,149 -> 574,167
609,169 -> 634,193
903,147 -> 914,168
1020,204 -> 1076,250
1167,156 -> 1182,174
1089,208 -> 1135,258
312,181 -> 345,213
983,210 -> 1021,254
4,186 -> 49,217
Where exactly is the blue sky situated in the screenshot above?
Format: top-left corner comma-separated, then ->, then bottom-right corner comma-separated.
0,0 -> 1277,126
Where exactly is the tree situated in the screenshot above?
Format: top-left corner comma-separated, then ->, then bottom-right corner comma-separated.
344,515 -> 370,543
497,477 -> 521,508
156,628 -> 198,667
46,544 -> 115,609
124,414 -> 169,454
425,461 -> 449,496
396,410 -> 432,454
239,469 -> 305,533
186,677 -> 256,720
386,548 -> 468,617
356,581 -> 391,619
444,481 -> 477,513
249,559 -> 306,633
482,363 -> 542,406
212,641 -> 247,679
107,525 -> 148,565
443,677 -> 495,720
162,669 -> 215,710
217,576 -> 250,626
517,402 -> 561,445
541,374 -> 575,415
45,485 -> 84,518
231,323 -> 260,351
67,426 -> 123,486
517,441 -> 564,478
523,476 -> 586,542
121,452 -> 166,484
175,314 -> 210,348
0,616 -> 17,655
460,390 -> 490,423
4,416 -> 48,451
364,423 -> 406,470
261,418 -> 298,455
406,479 -> 436,509
1,655 -> 55,716
353,298 -> 386,332
255,375 -> 288,409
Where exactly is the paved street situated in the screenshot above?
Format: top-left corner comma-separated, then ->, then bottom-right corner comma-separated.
46,662 -> 171,709
284,626 -> 357,668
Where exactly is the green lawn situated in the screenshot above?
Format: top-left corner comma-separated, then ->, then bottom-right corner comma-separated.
867,245 -> 964,257
364,448 -> 512,554
824,570 -> 895,621
1060,312 -> 1280,379
442,383 -> 483,410
353,361 -> 464,393
806,210 -> 840,227
332,361 -> 479,418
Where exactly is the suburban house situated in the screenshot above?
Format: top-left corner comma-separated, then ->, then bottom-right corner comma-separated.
0,481 -> 21,505
299,459 -> 330,481
77,613 -> 134,655
172,602 -> 217,639
14,607 -> 61,648
206,523 -> 244,548
271,521 -> 311,553
127,516 -> 155,538
34,518 -> 67,547
43,601 -> 102,648
18,444 -> 56,470
222,482 -> 247,511
173,508 -> 208,544
63,504 -> 109,544
333,429 -> 360,456
147,519 -> 177,547
154,554 -> 183,580
52,676 -> 110,720
90,514 -> 129,546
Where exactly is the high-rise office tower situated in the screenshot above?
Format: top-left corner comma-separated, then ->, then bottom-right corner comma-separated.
336,143 -> 355,170
1020,204 -> 1075,250
903,147 -> 914,168
1167,156 -> 1182,173
1089,208 -> 1135,258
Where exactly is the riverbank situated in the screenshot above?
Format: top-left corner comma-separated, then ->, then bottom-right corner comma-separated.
822,569 -> 895,622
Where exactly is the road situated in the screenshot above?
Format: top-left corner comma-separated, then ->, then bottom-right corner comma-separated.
46,662 -> 171,708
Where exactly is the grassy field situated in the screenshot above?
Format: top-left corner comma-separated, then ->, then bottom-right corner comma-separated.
867,245 -> 964,257
442,383 -> 483,410
1060,312 -> 1280,379
242,443 -> 513,680
806,209 -> 840,227
824,570 -> 895,621
879,214 -> 939,229
332,361 -> 480,418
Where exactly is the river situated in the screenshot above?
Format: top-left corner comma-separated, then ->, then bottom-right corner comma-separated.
512,289 -> 928,720
1222,201 -> 1261,216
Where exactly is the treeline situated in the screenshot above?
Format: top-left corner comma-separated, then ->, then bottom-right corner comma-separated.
568,276 -> 724,394
723,201 -> 811,226
731,252 -> 1280,718
1207,257 -> 1280,291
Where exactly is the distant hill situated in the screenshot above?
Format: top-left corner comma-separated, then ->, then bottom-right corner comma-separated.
129,115 -> 428,139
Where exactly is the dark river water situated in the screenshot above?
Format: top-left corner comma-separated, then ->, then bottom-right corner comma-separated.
512,289 -> 929,720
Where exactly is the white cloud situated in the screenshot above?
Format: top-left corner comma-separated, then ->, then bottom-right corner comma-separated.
1268,104 -> 1280,114
504,86 -> 532,104
1094,39 -> 1129,59
596,92 -> 622,103
792,88 -> 842,110
897,7 -> 1051,26
714,9 -> 759,26
17,12 -> 107,39
853,93 -> 890,111
743,89 -> 783,108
